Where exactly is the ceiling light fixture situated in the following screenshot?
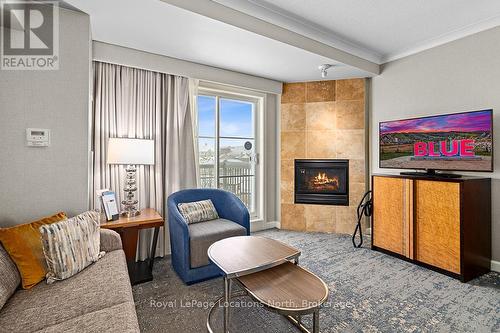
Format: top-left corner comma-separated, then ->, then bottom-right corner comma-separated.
319,64 -> 334,78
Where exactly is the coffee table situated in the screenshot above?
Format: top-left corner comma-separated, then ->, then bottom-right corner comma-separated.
207,236 -> 328,333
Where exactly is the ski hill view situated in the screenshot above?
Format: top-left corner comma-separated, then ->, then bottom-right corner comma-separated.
379,110 -> 492,171
380,131 -> 492,160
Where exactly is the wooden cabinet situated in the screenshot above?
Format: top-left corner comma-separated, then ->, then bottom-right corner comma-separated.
414,180 -> 461,274
372,175 -> 491,282
372,176 -> 407,256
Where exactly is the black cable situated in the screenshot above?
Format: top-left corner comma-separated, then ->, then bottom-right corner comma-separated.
352,190 -> 372,248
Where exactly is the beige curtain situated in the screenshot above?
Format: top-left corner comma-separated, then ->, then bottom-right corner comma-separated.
189,79 -> 200,187
91,61 -> 197,259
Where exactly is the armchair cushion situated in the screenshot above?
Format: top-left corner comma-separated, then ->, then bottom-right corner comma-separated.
188,218 -> 246,268
177,199 -> 219,224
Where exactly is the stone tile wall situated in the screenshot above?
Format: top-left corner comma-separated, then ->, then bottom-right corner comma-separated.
280,79 -> 367,233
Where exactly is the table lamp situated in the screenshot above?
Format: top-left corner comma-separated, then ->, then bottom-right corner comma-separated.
107,138 -> 155,217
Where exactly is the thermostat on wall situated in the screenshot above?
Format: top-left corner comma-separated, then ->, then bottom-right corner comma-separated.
26,128 -> 50,147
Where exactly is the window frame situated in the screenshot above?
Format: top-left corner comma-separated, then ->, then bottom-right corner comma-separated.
196,83 -> 264,221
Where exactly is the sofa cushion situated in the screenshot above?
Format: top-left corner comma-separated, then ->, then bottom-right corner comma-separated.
188,218 -> 247,268
40,211 -> 103,284
0,212 -> 67,289
38,302 -> 139,333
0,244 -> 20,311
0,250 -> 137,332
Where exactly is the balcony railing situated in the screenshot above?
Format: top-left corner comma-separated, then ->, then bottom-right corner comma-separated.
199,161 -> 254,210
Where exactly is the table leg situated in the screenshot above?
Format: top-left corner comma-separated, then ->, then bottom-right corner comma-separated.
118,227 -> 160,286
149,227 -> 160,270
223,277 -> 232,333
119,228 -> 139,261
313,310 -> 319,333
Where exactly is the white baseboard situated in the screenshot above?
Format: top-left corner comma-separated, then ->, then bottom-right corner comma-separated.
251,220 -> 280,232
491,260 -> 500,273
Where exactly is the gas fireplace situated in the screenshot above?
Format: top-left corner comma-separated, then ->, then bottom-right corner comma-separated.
294,159 -> 349,205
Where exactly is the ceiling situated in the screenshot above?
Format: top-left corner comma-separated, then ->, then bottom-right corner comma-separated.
65,0 -> 500,82
66,0 -> 375,82
216,0 -> 500,63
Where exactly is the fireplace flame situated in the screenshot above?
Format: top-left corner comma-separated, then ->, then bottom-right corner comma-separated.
313,172 -> 339,188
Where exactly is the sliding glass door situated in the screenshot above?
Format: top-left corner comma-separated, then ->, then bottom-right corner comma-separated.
197,90 -> 259,217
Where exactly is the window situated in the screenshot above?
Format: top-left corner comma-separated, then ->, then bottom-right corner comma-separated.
196,88 -> 261,218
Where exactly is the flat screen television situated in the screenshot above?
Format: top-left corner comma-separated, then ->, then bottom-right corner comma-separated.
379,109 -> 493,173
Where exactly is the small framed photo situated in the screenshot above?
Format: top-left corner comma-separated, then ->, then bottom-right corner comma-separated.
100,191 -> 119,221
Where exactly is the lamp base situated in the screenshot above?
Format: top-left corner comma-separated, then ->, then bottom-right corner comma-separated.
121,164 -> 140,218
121,210 -> 141,218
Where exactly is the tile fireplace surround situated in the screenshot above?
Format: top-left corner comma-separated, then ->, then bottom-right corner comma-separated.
280,79 -> 367,233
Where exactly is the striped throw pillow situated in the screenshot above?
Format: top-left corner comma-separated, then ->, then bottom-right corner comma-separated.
177,199 -> 219,224
39,211 -> 104,284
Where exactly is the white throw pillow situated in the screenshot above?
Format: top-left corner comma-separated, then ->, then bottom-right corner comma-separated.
39,211 -> 104,284
177,199 -> 219,224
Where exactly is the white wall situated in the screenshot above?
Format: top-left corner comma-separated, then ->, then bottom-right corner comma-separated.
0,9 -> 91,225
370,26 -> 500,261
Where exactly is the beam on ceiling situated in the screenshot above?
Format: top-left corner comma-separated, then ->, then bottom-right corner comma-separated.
160,0 -> 380,75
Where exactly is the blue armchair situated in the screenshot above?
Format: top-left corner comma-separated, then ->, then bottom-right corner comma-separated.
167,189 -> 250,285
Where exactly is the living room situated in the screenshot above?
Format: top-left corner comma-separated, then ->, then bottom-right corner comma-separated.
0,1 -> 499,332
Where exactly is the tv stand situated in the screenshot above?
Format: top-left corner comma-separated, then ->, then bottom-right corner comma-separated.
400,169 -> 462,179
372,174 -> 491,282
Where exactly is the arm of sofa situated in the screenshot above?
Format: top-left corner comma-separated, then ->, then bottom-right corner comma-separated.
218,191 -> 251,235
100,229 -> 123,252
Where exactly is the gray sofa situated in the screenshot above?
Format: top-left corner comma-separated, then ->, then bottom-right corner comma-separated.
0,229 -> 140,333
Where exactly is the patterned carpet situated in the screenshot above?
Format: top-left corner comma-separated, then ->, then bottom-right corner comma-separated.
132,229 -> 500,333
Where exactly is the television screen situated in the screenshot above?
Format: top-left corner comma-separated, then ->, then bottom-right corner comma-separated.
379,109 -> 493,172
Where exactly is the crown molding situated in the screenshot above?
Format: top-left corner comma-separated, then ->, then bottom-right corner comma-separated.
381,15 -> 500,63
160,0 -> 380,75
214,0 -> 500,65
162,0 -> 500,73
213,0 -> 384,64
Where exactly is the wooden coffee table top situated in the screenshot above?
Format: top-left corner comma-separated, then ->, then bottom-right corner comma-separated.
208,236 -> 300,278
238,262 -> 329,314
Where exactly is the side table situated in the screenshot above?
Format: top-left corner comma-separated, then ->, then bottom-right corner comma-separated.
100,208 -> 164,285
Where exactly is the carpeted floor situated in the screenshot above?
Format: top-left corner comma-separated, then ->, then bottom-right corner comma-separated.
132,229 -> 500,333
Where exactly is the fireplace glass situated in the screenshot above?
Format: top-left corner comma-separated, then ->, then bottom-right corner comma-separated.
295,159 -> 349,205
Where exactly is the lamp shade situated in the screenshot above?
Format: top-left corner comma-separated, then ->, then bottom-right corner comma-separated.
107,138 -> 155,165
